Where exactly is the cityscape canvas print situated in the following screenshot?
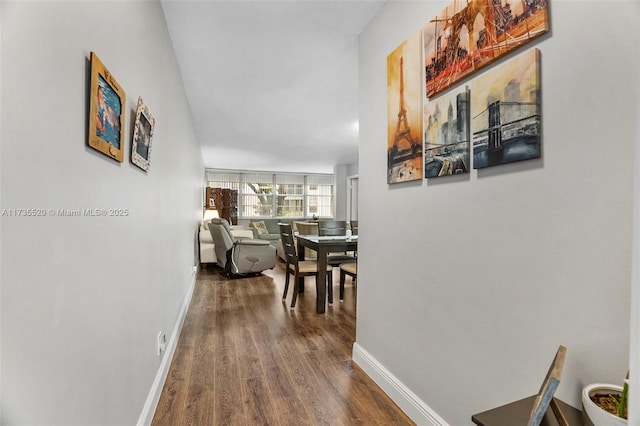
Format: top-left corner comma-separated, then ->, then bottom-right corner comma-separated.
423,0 -> 549,98
387,29 -> 423,184
424,86 -> 470,178
471,48 -> 541,169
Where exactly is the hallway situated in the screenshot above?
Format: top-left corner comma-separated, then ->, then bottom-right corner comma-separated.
151,262 -> 414,425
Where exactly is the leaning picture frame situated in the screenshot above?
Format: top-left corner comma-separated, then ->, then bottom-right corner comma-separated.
131,97 -> 155,171
528,345 -> 568,426
88,52 -> 126,162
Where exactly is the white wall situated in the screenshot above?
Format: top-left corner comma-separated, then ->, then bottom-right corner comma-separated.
335,163 -> 360,220
335,164 -> 348,220
357,1 -> 638,425
1,1 -> 204,425
347,162 -> 359,177
630,24 -> 640,421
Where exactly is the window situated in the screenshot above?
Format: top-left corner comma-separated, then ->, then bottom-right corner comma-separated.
206,169 -> 334,219
207,171 -> 240,191
241,173 -> 273,217
276,174 -> 304,217
306,175 -> 333,217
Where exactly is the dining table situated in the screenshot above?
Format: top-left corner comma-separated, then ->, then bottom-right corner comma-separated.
296,234 -> 358,313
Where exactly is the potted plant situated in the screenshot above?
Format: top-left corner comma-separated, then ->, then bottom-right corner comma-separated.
582,372 -> 629,426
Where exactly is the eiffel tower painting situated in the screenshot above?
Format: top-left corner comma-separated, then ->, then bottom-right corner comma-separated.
387,29 -> 423,184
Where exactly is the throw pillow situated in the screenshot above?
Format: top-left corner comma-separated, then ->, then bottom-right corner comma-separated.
251,221 -> 268,235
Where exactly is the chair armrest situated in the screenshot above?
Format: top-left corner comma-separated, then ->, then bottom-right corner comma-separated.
199,227 -> 213,243
231,229 -> 254,240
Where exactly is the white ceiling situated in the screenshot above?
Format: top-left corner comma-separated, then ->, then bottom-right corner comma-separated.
161,0 -> 385,174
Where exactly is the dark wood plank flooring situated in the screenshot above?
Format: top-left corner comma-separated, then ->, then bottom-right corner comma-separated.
151,260 -> 414,426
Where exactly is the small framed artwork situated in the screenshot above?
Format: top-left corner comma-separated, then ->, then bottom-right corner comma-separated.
88,52 -> 126,162
131,97 -> 156,171
528,345 -> 567,426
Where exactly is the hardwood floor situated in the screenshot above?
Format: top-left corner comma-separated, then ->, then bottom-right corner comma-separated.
151,260 -> 414,426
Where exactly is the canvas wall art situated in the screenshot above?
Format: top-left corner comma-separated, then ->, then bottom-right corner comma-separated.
424,86 -> 470,178
423,0 -> 549,98
88,52 -> 126,162
471,48 -> 541,169
387,29 -> 423,184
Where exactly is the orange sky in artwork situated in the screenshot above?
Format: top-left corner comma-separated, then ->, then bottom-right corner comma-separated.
387,29 -> 423,150
471,48 -> 539,133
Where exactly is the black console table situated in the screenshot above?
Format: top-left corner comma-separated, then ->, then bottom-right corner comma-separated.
472,395 -> 584,426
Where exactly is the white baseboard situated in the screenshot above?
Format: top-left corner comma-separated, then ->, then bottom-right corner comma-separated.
137,274 -> 197,426
352,342 -> 450,426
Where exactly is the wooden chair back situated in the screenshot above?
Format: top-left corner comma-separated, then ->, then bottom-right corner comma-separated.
278,222 -> 334,307
318,220 -> 347,236
350,220 -> 358,236
295,221 -> 318,236
278,223 -> 298,266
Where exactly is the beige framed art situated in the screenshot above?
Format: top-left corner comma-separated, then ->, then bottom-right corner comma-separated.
131,97 -> 155,171
88,52 -> 125,162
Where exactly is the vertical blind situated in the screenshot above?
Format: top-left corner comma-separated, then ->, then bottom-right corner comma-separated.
206,169 -> 334,218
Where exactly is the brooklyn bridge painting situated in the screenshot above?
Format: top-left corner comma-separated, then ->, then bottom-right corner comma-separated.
423,0 -> 548,98
471,48 -> 540,169
387,29 -> 423,184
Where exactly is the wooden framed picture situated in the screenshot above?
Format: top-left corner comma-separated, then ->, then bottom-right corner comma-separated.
88,52 -> 126,162
131,97 -> 155,171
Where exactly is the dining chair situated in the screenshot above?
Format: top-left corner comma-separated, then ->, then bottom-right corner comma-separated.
294,221 -> 318,260
349,220 -> 358,235
339,262 -> 357,302
317,220 -> 357,267
294,221 -> 318,236
317,220 -> 346,236
279,223 -> 333,307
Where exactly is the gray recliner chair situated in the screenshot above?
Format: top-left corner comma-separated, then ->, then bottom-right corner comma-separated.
209,218 -> 276,276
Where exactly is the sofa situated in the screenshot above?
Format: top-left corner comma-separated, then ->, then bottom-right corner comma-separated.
248,218 -> 296,260
247,218 -> 299,242
199,220 -> 254,264
248,218 -> 319,261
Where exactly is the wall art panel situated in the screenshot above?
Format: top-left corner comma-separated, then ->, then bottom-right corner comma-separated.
387,29 -> 423,184
423,0 -> 549,98
471,48 -> 541,169
424,86 -> 470,178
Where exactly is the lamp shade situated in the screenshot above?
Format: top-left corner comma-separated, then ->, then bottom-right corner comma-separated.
203,209 -> 220,221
